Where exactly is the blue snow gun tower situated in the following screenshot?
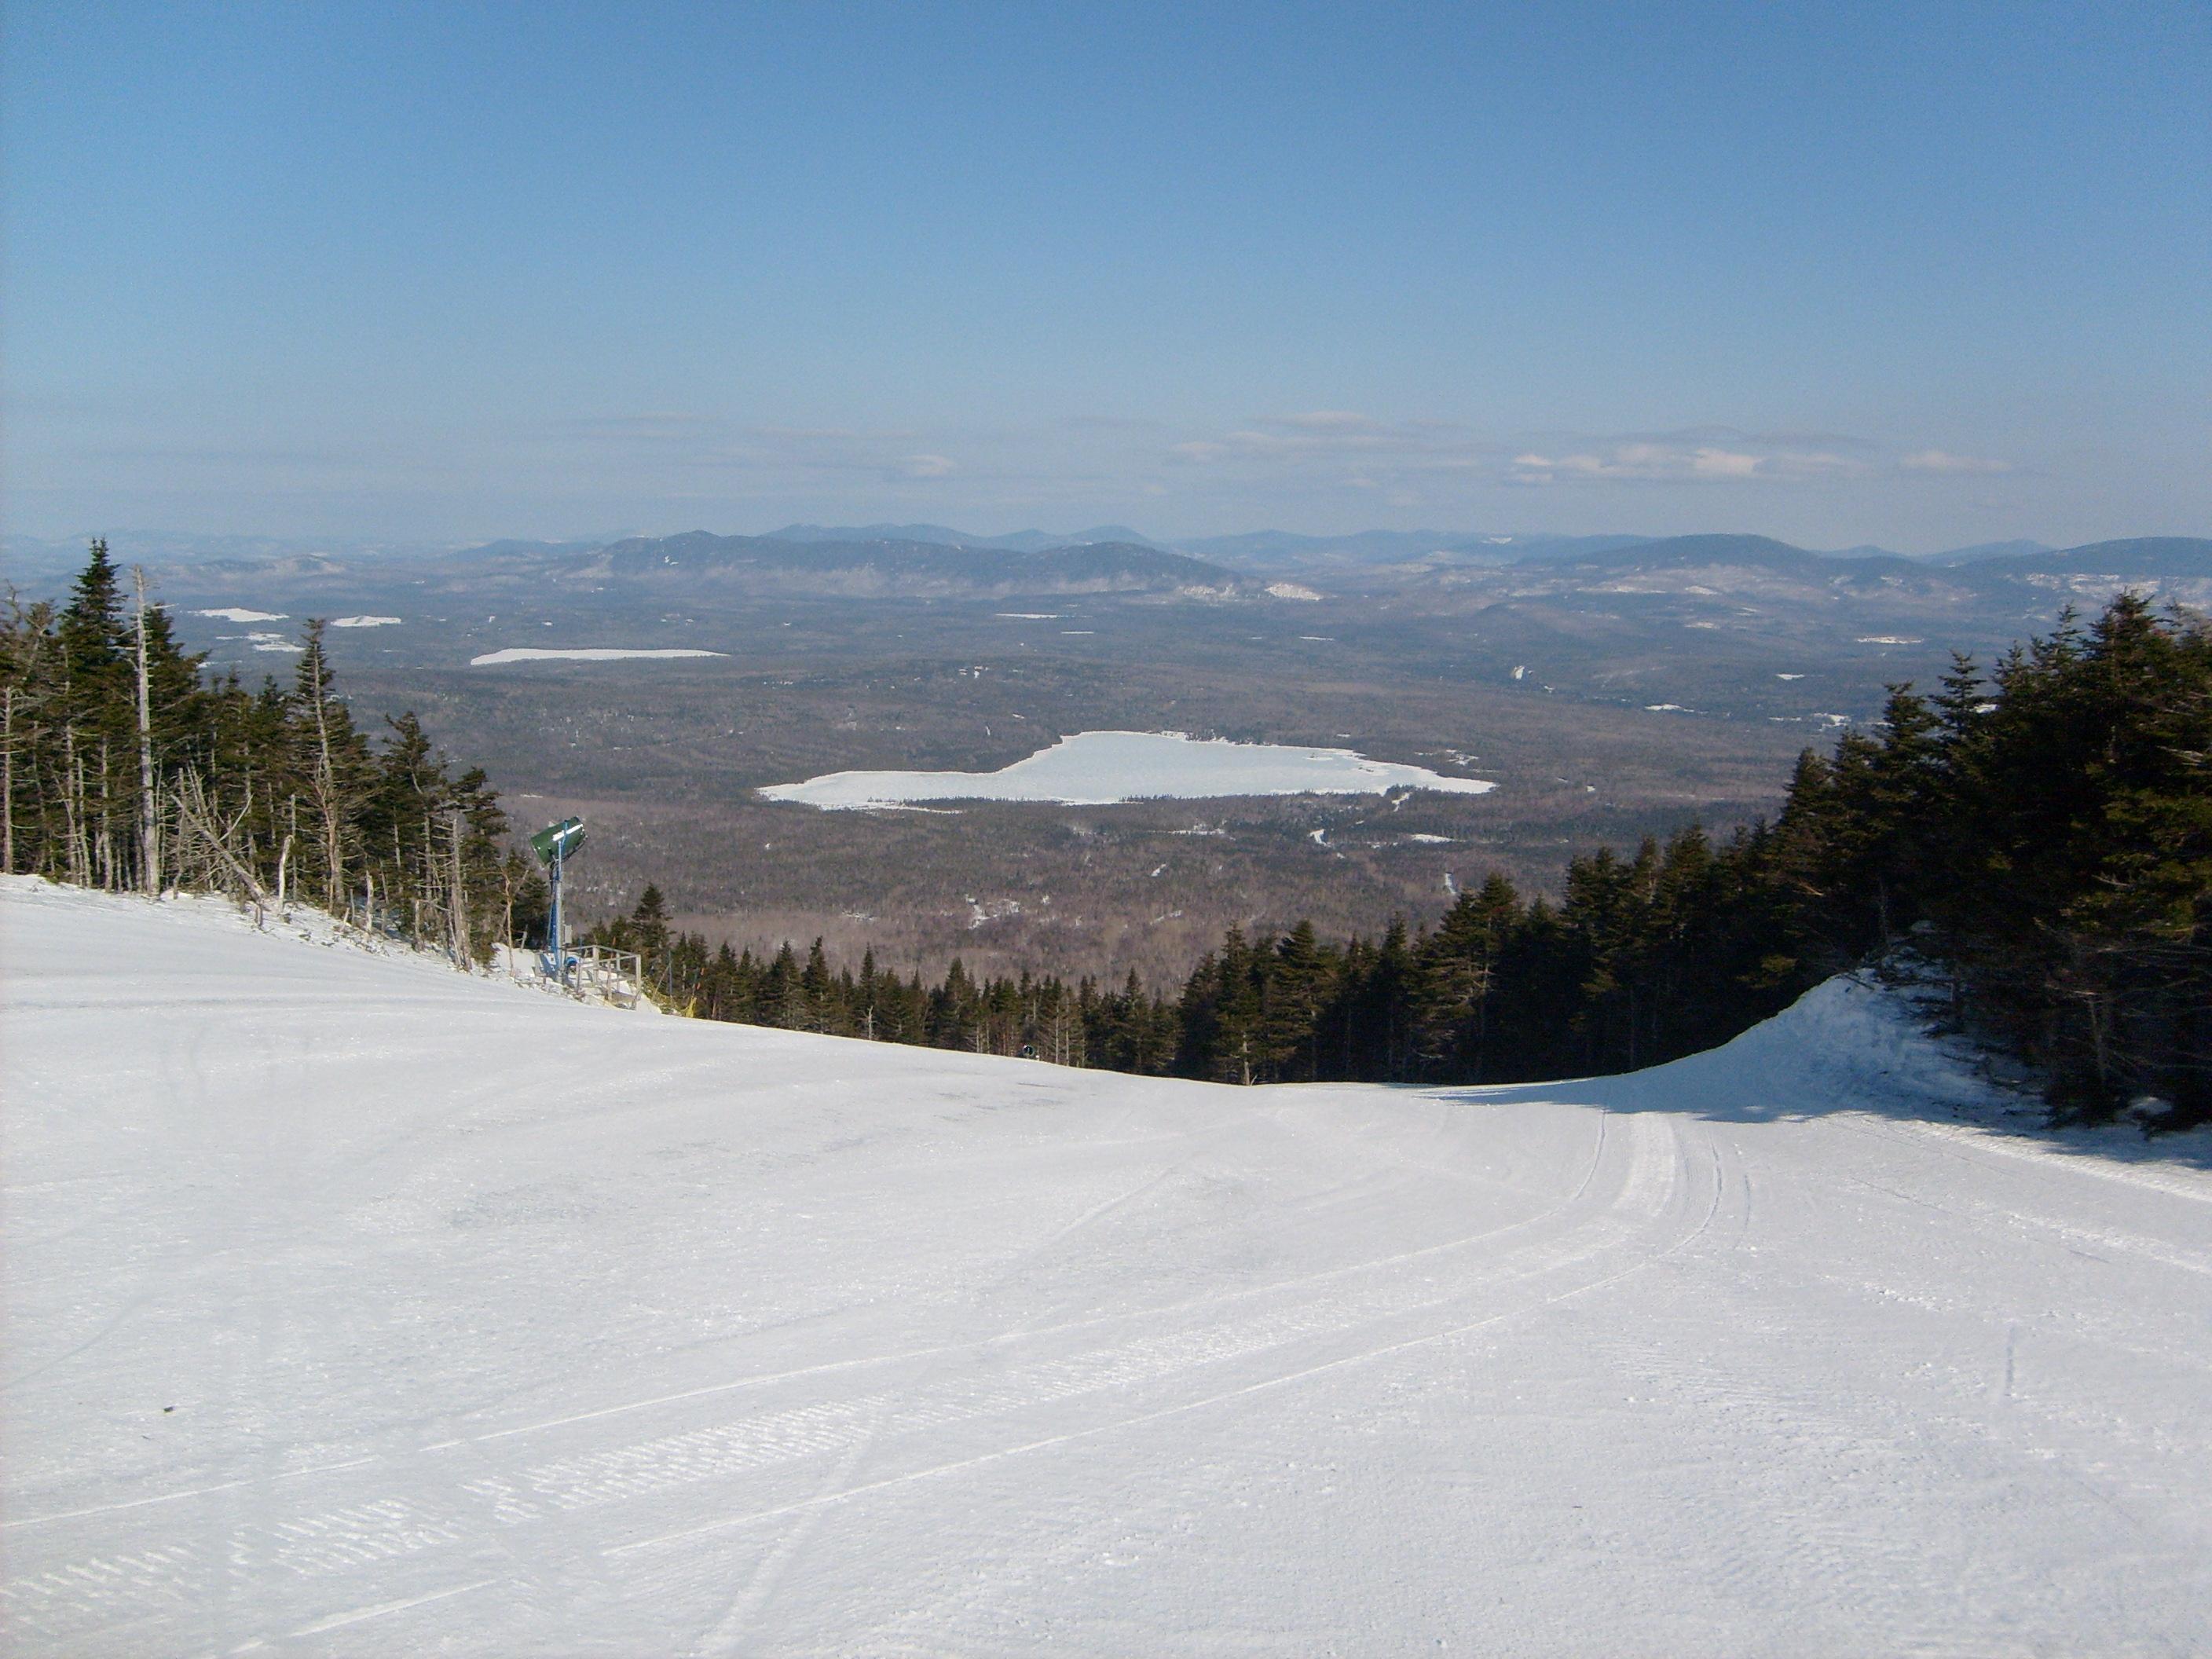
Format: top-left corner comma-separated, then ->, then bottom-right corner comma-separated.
529,815 -> 588,986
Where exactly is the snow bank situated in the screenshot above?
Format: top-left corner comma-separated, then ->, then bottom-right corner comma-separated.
763,729 -> 1498,808
6,879 -> 2211,1656
1613,972 -> 2008,1122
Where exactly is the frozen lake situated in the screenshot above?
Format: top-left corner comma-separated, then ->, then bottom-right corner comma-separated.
470,646 -> 728,665
760,729 -> 1496,808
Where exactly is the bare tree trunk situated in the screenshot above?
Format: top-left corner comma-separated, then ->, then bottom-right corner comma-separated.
134,569 -> 160,895
101,734 -> 120,889
174,773 -> 271,921
306,641 -> 342,909
28,729 -> 53,877
2,686 -> 14,876
62,726 -> 83,885
499,859 -> 515,980
286,793 -> 300,905
447,810 -> 470,965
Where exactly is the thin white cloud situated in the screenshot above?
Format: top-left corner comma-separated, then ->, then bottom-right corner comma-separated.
1507,441 -> 1862,485
1900,449 -> 2012,475
1690,448 -> 1762,478
1274,410 -> 1387,434
559,420 -> 966,486
1167,412 -> 1478,466
1170,416 -> 1886,489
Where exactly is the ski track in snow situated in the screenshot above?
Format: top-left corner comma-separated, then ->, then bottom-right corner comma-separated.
4,877 -> 2211,1654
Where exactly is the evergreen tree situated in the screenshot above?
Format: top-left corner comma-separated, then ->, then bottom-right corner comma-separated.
504,592 -> 2207,1126
1,544 -> 536,966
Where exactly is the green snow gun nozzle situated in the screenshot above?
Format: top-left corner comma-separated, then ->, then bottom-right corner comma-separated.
530,816 -> 587,866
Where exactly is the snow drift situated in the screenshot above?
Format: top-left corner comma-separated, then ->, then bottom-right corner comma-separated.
5,877 -> 2210,1655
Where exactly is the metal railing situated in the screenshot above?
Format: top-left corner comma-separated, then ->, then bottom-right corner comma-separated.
539,943 -> 647,1009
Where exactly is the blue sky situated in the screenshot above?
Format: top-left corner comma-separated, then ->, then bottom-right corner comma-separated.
5,2 -> 2207,549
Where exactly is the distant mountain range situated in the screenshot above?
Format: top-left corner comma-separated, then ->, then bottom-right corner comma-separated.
760,522 -> 1167,555
1513,533 -> 1925,576
8,526 -> 2206,604
538,530 -> 1241,599
1954,537 -> 2212,577
1516,533 -> 2212,580
1919,539 -> 2055,565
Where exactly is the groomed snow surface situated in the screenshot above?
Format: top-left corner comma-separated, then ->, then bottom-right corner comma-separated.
763,730 -> 1497,809
5,880 -> 2211,1656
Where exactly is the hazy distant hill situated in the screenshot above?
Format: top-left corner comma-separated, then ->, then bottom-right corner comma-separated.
559,531 -> 1242,598
452,537 -> 615,563
1518,533 -> 1926,578
4,529 -> 445,584
1438,532 -> 2212,632
764,522 -> 1168,555
1924,538 -> 2054,565
1503,532 -> 2212,581
1962,537 -> 2212,577
29,523 -> 2205,625
1179,529 -> 1651,572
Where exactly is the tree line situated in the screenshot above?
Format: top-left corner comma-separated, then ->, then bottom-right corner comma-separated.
12,542 -> 2204,1125
600,594 -> 2208,1125
2,541 -> 547,958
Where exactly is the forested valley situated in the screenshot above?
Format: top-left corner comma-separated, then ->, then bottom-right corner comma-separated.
598,595 -> 2210,1126
9,542 -> 2206,1127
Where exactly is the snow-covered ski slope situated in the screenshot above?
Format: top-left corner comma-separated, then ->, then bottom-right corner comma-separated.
5,878 -> 2211,1657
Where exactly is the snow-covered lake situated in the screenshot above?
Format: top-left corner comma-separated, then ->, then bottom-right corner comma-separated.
470,646 -> 728,666
761,729 -> 1497,808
